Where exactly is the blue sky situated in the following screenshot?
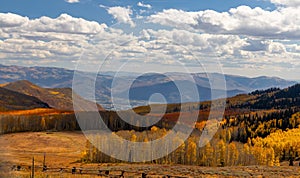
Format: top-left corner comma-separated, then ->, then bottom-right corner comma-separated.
0,0 -> 276,25
0,0 -> 300,80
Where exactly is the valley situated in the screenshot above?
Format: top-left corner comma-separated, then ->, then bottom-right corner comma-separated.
0,64 -> 296,109
1,0 -> 300,177
0,65 -> 300,177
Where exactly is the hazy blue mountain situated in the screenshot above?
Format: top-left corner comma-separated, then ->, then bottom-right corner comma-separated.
117,80 -> 243,103
0,64 -> 296,109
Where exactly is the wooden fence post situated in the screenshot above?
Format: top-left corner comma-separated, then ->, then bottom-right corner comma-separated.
72,167 -> 76,174
31,157 -> 34,178
42,153 -> 47,171
142,172 -> 147,178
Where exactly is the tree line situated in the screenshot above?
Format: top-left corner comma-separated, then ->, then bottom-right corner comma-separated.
82,125 -> 300,167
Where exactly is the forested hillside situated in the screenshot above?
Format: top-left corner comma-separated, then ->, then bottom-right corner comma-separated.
1,82 -> 300,166
82,84 -> 300,166
83,113 -> 300,166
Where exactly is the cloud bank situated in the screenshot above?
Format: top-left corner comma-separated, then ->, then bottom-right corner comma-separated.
0,2 -> 300,78
148,5 -> 300,39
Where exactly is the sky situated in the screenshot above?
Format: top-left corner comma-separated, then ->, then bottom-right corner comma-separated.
0,0 -> 300,80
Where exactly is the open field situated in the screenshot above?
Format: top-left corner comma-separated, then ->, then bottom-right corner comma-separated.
0,131 -> 86,175
0,108 -> 73,116
0,132 -> 300,177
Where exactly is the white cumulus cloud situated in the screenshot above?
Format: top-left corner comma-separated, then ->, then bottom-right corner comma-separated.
137,2 -> 152,9
65,0 -> 80,3
270,0 -> 300,7
148,5 -> 300,39
28,14 -> 107,34
0,12 -> 299,77
0,13 -> 117,66
148,9 -> 199,29
103,6 -> 135,27
0,13 -> 29,27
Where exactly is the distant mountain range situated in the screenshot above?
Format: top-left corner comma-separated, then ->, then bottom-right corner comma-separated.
132,83 -> 300,117
0,64 -> 297,109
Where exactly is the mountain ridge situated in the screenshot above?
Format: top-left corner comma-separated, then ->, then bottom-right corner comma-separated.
0,87 -> 50,112
0,64 -> 296,109
0,80 -> 103,111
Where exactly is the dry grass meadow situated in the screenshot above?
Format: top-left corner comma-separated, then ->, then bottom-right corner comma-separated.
0,131 -> 300,178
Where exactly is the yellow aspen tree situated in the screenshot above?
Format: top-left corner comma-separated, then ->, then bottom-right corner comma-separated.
274,156 -> 280,166
226,129 -> 232,143
242,144 -> 250,166
228,142 -> 239,166
40,117 -> 46,130
130,133 -> 137,162
81,140 -> 91,162
255,147 -> 266,165
131,134 -> 137,142
262,148 -> 268,166
151,126 -> 159,132
141,137 -> 149,163
186,138 -> 197,165
266,147 -> 275,166
217,140 -> 226,166
173,137 -> 185,164
204,142 -> 214,166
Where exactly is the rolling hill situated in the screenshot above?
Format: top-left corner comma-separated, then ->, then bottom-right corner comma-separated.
0,80 -> 102,111
0,87 -> 49,112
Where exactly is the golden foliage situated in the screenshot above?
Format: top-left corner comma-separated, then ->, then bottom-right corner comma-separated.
0,108 -> 72,116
